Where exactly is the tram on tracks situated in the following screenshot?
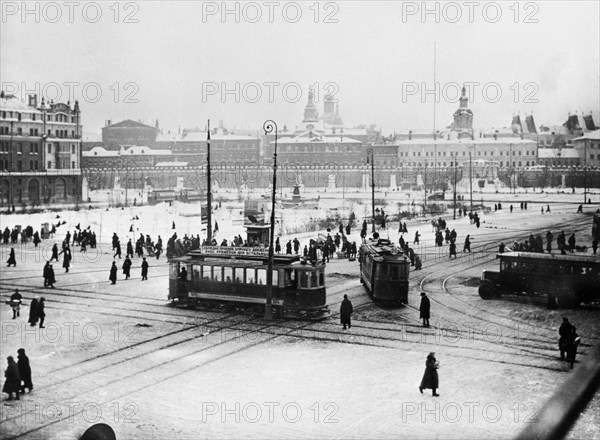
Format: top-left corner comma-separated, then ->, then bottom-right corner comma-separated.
358,238 -> 410,304
479,251 -> 600,308
168,246 -> 329,320
149,188 -> 205,205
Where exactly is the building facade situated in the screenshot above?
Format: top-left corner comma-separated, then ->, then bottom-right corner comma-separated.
572,130 -> 600,167
0,92 -> 82,208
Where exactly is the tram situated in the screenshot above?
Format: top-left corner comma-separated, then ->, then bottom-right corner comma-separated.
148,188 -> 205,204
479,251 -> 600,308
168,246 -> 329,320
358,238 -> 410,304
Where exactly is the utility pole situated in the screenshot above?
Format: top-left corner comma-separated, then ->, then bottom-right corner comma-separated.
263,120 -> 278,320
453,152 -> 457,220
469,151 -> 473,213
206,120 -> 212,243
369,148 -> 376,233
584,139 -> 588,204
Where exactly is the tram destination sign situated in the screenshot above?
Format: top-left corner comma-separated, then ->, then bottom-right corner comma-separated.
200,246 -> 269,258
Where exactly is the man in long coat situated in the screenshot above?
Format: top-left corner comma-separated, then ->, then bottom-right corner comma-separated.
17,348 -> 33,394
558,318 -> 575,359
340,294 -> 353,330
419,292 -> 430,327
3,356 -> 21,401
37,297 -> 46,328
109,261 -> 118,285
28,297 -> 39,326
141,258 -> 149,281
419,352 -> 440,396
122,257 -> 132,280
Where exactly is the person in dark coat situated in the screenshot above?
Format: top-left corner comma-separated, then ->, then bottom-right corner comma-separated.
17,348 -> 33,394
47,264 -> 55,288
558,317 -> 575,360
565,328 -> 580,369
3,356 -> 21,401
286,241 -> 292,255
9,289 -> 22,319
419,292 -> 430,327
419,352 -> 439,396
141,258 -> 149,281
43,262 -> 51,288
414,231 -> 420,245
463,235 -> 471,252
275,238 -> 281,254
340,294 -> 353,329
449,240 -> 457,259
37,297 -> 46,328
61,246 -> 71,272
50,243 -> 59,262
415,255 -> 422,270
122,257 -> 132,280
7,248 -> 16,267
28,297 -> 39,327
109,261 -> 117,285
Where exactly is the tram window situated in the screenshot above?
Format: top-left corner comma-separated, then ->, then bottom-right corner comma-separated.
319,270 -> 324,286
272,270 -> 279,287
284,269 -> 294,286
192,265 -> 201,281
311,271 -> 318,287
389,265 -> 399,280
246,268 -> 255,284
223,267 -> 233,283
213,266 -> 221,282
300,272 -> 309,288
257,269 -> 267,285
169,263 -> 178,278
233,268 -> 243,283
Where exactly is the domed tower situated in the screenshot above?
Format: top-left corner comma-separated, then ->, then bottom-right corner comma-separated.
452,86 -> 473,133
303,87 -> 319,123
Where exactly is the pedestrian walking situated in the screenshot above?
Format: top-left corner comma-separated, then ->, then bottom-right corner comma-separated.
61,246 -> 71,272
28,297 -> 39,327
419,352 -> 440,396
419,292 -> 430,327
47,264 -> 56,288
565,328 -> 581,369
109,261 -> 117,285
415,255 -> 422,270
510,204 -> 513,213
414,231 -> 420,245
558,317 -> 575,360
51,243 -> 59,262
6,248 -> 16,267
463,235 -> 471,252
141,257 -> 149,281
122,257 -> 132,280
2,356 -> 21,401
17,348 -> 33,394
37,297 -> 46,328
340,294 -> 353,330
577,204 -> 583,213
9,290 -> 22,319
449,240 -> 457,259
546,204 -> 551,213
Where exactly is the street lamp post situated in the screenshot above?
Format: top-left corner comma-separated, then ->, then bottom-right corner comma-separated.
367,147 -> 375,234
469,150 -> 473,213
453,152 -> 457,220
263,120 -> 278,320
206,120 -> 212,243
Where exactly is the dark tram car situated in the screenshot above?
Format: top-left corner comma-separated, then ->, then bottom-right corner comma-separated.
168,246 -> 329,320
479,252 -> 600,308
359,238 -> 410,304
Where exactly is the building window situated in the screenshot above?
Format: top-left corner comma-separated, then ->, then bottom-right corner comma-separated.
48,145 -> 52,153
72,161 -> 75,169
47,161 -> 51,169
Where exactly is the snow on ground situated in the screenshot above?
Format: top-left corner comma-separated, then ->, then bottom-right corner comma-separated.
0,187 -> 599,439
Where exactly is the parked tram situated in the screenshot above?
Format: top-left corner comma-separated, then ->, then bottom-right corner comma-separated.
149,188 -> 205,204
358,238 -> 410,304
168,246 -> 329,320
479,252 -> 600,308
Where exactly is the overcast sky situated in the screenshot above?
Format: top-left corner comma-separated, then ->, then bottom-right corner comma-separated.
2,1 -> 599,135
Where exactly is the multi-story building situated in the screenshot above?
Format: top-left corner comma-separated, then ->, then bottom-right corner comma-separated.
101,119 -> 159,150
0,92 -> 82,208
572,130 -> 600,167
